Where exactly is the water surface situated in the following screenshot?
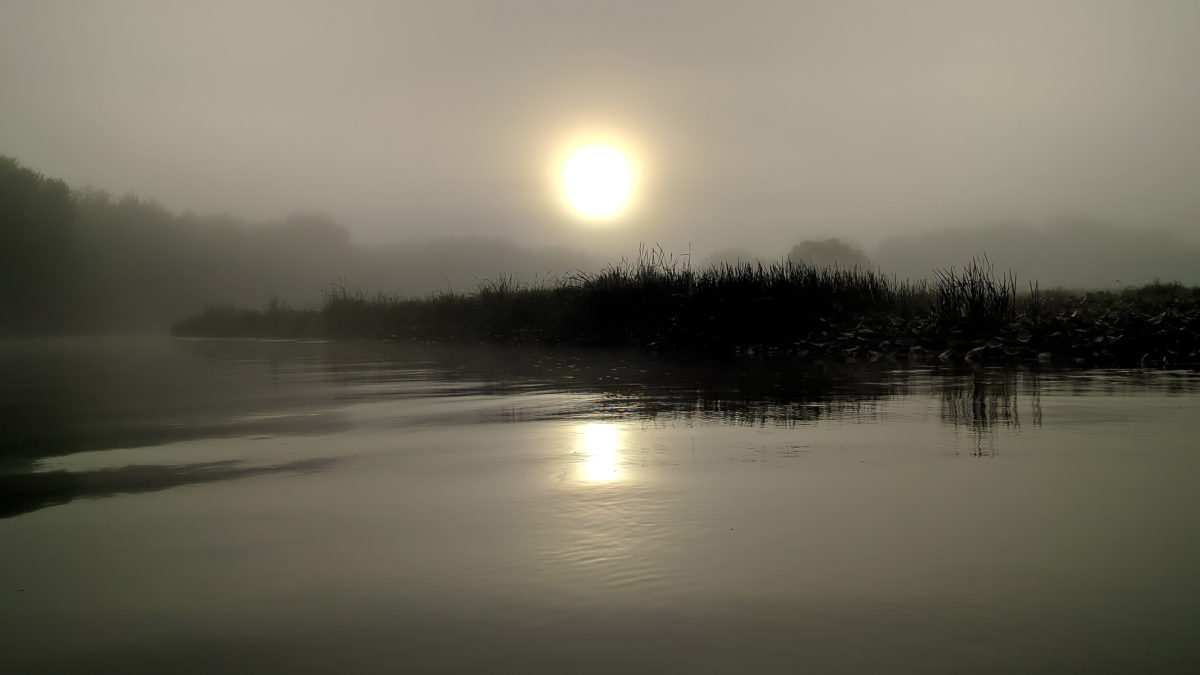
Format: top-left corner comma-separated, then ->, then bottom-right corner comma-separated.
2,337 -> 1199,673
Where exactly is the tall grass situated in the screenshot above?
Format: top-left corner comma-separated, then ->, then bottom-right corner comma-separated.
172,247 -> 1200,367
932,257 -> 1017,334
173,247 -> 1014,348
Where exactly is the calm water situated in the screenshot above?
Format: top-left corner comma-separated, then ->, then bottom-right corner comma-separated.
2,336 -> 1199,673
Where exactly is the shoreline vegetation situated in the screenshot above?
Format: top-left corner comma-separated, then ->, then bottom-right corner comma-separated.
6,153 -> 1200,353
172,248 -> 1200,368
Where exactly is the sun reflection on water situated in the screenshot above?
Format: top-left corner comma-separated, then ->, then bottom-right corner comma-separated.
576,422 -> 623,483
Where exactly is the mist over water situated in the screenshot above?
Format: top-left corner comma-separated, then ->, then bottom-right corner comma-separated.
4,2 -> 1200,671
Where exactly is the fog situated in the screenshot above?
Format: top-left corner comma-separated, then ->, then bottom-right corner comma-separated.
1,156 -> 608,332
2,1 -> 1200,306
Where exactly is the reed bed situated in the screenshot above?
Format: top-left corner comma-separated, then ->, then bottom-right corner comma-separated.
172,248 -> 1200,368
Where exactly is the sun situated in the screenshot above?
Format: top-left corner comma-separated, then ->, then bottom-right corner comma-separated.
561,145 -> 632,219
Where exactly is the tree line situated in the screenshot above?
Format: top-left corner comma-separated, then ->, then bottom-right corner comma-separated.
1,156 -> 366,332
0,156 -> 598,334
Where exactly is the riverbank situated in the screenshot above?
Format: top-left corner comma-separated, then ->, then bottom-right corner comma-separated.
171,254 -> 1200,368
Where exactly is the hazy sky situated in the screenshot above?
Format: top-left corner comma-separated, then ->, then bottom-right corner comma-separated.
3,0 -> 1199,256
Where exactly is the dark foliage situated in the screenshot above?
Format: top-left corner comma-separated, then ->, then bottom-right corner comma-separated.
0,157 -> 77,331
0,156 -> 596,334
787,238 -> 872,270
174,247 -> 1200,368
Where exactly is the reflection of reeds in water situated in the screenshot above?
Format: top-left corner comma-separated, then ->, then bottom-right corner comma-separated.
498,391 -> 884,429
647,396 -> 883,427
939,370 -> 1043,456
462,345 -> 897,428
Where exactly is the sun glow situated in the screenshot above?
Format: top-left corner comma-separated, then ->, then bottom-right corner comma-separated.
561,145 -> 632,219
577,422 -> 622,482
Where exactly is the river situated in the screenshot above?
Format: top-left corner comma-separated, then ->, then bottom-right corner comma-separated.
2,336 -> 1198,673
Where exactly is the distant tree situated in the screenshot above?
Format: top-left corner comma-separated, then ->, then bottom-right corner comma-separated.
0,156 -> 77,332
787,238 -> 871,269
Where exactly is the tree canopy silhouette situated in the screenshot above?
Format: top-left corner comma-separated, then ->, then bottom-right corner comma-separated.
787,238 -> 872,270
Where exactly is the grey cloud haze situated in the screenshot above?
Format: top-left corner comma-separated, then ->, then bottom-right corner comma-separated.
3,0 -> 1199,258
